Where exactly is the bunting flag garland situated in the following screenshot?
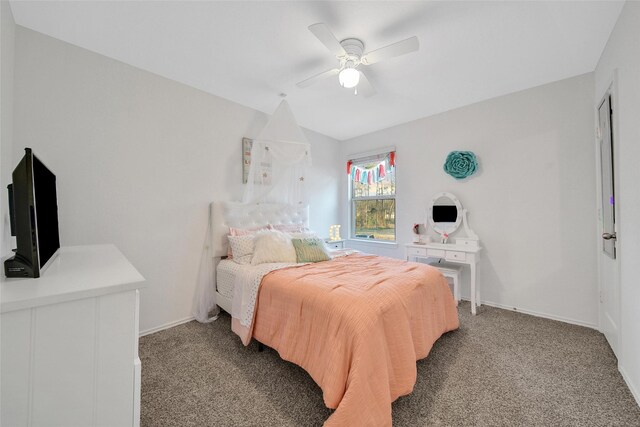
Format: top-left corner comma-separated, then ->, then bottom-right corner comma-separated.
347,151 -> 395,184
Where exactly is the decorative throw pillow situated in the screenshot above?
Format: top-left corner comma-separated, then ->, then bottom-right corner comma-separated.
227,225 -> 271,258
251,230 -> 297,265
291,238 -> 330,263
228,235 -> 256,265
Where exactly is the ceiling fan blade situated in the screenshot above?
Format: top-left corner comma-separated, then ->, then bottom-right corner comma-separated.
356,71 -> 376,98
308,23 -> 347,57
296,68 -> 340,88
361,36 -> 419,65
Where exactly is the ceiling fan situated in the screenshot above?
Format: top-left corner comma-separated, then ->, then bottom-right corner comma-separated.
296,23 -> 419,97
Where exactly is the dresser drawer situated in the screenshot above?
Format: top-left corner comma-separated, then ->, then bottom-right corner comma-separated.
407,247 -> 427,257
445,250 -> 466,262
426,249 -> 445,258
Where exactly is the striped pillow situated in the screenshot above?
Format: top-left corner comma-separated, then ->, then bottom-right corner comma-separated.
291,238 -> 330,263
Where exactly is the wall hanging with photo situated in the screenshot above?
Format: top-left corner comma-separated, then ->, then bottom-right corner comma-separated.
242,137 -> 272,185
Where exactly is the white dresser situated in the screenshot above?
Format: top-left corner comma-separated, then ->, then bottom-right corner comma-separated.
1,245 -> 145,427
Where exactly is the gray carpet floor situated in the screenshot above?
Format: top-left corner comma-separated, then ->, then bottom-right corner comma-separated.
140,302 -> 640,426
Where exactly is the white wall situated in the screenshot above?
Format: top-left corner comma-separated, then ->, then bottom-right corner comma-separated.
594,1 -> 640,404
11,27 -> 340,333
1,0 -> 15,258
341,73 -> 598,327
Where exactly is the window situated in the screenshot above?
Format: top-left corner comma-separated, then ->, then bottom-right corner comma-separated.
349,151 -> 396,242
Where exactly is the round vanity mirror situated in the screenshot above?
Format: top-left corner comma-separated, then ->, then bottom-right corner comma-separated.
428,192 -> 462,236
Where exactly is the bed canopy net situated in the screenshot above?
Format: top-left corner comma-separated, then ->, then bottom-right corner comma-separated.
243,100 -> 312,205
194,100 -> 312,323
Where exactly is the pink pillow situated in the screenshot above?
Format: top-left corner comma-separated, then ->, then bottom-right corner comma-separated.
270,223 -> 309,233
227,225 -> 271,258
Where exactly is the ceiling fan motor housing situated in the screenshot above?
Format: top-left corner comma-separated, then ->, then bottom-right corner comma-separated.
340,38 -> 365,63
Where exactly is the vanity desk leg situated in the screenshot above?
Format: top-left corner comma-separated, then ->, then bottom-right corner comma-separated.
475,261 -> 481,309
470,261 -> 477,315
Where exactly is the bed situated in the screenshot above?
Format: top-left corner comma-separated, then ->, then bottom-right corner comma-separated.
210,201 -> 311,314
210,201 -> 459,427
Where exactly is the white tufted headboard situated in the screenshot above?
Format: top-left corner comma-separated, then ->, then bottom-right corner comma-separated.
210,201 -> 309,258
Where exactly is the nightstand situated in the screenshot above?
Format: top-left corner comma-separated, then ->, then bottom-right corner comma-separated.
324,239 -> 345,250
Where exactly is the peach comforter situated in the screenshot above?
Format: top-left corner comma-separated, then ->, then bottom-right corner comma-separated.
251,253 -> 459,426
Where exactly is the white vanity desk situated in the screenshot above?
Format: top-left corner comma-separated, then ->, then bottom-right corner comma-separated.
409,191 -> 482,315
405,242 -> 482,314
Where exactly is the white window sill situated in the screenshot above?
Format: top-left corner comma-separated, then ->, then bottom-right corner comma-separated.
347,239 -> 399,248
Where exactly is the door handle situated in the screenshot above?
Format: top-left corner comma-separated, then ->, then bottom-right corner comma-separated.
602,232 -> 617,240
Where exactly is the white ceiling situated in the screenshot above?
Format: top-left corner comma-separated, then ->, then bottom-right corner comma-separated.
10,1 -> 623,140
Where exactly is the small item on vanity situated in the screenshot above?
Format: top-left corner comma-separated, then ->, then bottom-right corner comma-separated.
412,223 -> 420,243
441,233 -> 449,244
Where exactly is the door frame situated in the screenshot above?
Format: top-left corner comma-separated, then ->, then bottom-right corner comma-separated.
595,71 -> 621,357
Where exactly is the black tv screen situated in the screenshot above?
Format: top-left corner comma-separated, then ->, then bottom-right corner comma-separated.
433,205 -> 458,223
4,148 -> 60,278
33,155 -> 60,268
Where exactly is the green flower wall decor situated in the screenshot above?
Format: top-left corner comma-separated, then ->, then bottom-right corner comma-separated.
443,151 -> 478,180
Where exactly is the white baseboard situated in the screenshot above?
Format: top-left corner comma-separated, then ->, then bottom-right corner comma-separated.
619,365 -> 640,407
139,316 -> 195,337
477,299 -> 599,330
140,301 -> 598,337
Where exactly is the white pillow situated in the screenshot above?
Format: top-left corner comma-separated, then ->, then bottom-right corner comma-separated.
228,235 -> 255,265
251,230 -> 297,265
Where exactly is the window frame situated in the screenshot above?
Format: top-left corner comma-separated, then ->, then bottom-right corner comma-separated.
348,147 -> 397,244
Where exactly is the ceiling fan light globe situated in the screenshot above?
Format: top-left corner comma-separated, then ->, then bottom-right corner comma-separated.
339,68 -> 360,88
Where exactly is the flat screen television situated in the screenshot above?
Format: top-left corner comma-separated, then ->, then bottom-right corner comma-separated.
432,205 -> 458,223
4,148 -> 60,278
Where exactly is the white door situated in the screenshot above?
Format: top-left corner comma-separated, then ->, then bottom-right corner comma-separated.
597,91 -> 620,357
